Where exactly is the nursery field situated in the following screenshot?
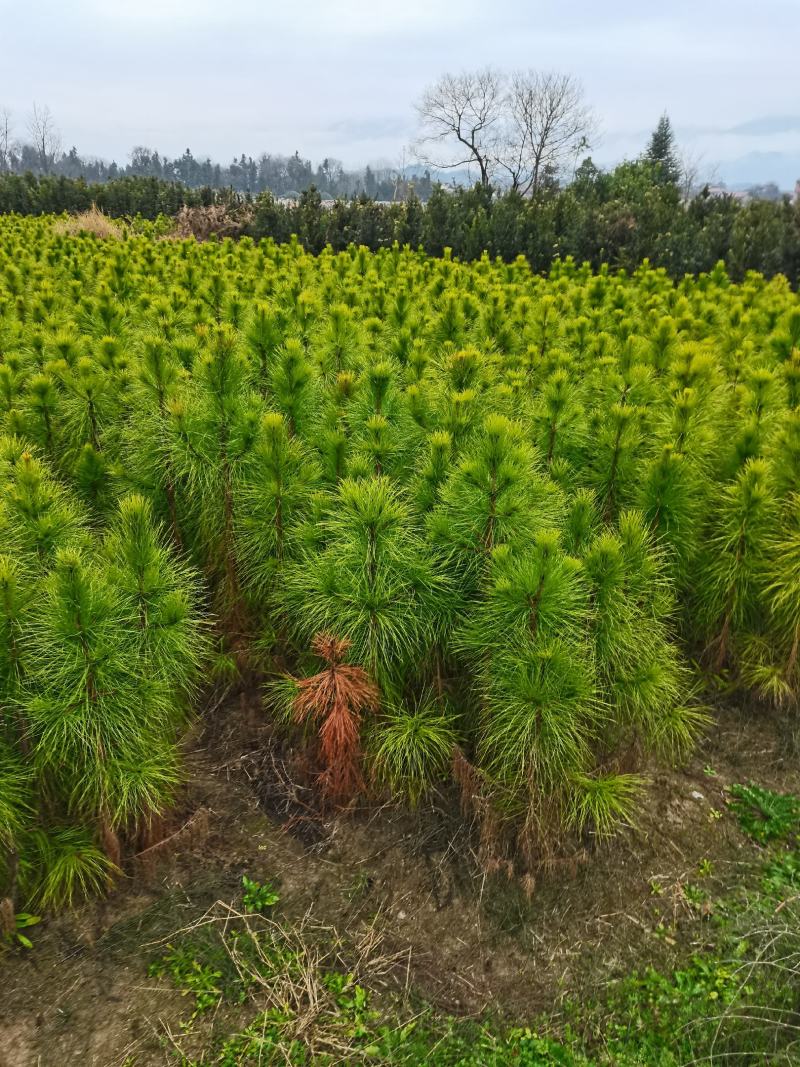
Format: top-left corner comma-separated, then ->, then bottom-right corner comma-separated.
1,215 -> 800,1063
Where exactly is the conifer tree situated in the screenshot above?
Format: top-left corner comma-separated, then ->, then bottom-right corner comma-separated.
369,695 -> 457,807
429,414 -> 563,591
459,534 -> 643,855
124,333 -> 187,547
9,495 -> 204,904
636,444 -> 701,579
531,368 -> 586,467
269,336 -> 316,438
235,412 -> 320,613
313,302 -> 363,379
277,633 -> 380,805
349,358 -> 418,478
0,440 -> 87,563
0,737 -> 31,922
740,495 -> 800,744
22,372 -> 59,461
644,114 -> 681,186
244,301 -> 287,395
414,430 -> 453,514
169,323 -> 260,612
0,554 -> 31,915
102,493 -> 205,696
282,475 -> 451,695
584,511 -> 701,760
23,550 -> 167,826
695,459 -> 773,671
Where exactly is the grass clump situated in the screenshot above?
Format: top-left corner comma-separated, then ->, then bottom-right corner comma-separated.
53,204 -> 123,239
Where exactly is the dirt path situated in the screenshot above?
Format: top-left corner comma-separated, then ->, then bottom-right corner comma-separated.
1,699 -> 796,1067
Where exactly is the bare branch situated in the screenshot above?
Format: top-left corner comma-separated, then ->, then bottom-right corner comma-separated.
27,102 -> 61,172
498,71 -> 597,196
0,108 -> 12,172
414,68 -> 596,196
414,68 -> 504,187
679,148 -> 719,200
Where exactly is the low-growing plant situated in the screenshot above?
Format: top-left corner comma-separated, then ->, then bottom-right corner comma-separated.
370,697 -> 457,806
149,944 -> 223,1020
241,875 -> 280,913
728,782 -> 800,844
2,910 -> 40,950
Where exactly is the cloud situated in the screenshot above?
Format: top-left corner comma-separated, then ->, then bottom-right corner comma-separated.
717,150 -> 800,189
325,117 -> 412,143
726,116 -> 800,137
77,0 -> 484,39
2,0 -> 799,182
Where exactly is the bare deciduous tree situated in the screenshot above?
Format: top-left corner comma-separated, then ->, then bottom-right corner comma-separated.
678,148 -> 718,201
27,102 -> 61,172
0,108 -> 12,172
498,71 -> 596,196
415,68 -> 596,196
414,69 -> 503,188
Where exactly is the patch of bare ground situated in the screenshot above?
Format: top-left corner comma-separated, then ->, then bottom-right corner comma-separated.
1,695 -> 797,1066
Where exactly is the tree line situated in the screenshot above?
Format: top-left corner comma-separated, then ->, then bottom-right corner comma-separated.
1,163 -> 798,285
1,88 -> 799,284
0,104 -> 433,200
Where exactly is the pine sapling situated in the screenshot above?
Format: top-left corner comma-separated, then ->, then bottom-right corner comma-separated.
292,633 -> 380,805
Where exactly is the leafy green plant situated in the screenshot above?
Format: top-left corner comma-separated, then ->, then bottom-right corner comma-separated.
762,850 -> 800,896
241,876 -> 280,913
2,911 -> 40,950
728,783 -> 800,844
149,944 -> 223,1020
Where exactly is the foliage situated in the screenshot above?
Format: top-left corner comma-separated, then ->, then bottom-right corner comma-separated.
0,442 -> 206,910
728,782 -> 800,843
282,633 -> 380,804
1,910 -> 40,950
2,167 -> 800,284
1,216 -> 800,907
370,697 -> 457,806
148,943 -> 223,1020
241,875 -> 280,913
645,115 -> 681,186
149,900 -> 590,1065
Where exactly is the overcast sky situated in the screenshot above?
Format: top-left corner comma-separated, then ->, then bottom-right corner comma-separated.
2,0 -> 799,186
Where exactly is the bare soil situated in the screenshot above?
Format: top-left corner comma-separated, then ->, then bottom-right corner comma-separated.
1,696 -> 797,1067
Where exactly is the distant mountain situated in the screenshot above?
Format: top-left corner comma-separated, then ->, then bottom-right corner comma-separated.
717,151 -> 800,192
726,115 -> 800,137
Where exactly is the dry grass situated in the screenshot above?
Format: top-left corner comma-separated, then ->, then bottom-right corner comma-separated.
149,899 -> 412,1064
53,204 -> 123,239
169,203 -> 253,241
